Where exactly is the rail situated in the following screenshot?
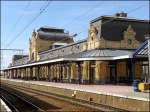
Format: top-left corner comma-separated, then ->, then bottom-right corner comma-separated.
2,84 -> 128,112
1,87 -> 44,112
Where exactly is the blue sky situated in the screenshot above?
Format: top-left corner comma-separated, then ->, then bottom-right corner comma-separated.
1,1 -> 149,69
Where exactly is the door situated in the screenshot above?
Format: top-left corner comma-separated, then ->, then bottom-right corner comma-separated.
109,64 -> 117,84
89,66 -> 95,84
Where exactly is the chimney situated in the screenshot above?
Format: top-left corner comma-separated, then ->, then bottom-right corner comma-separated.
115,12 -> 127,17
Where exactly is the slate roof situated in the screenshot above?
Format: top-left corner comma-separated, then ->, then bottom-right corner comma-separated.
37,31 -> 70,41
91,16 -> 149,42
91,15 -> 149,23
37,26 -> 64,33
101,19 -> 149,42
36,26 -> 72,41
13,55 -> 28,61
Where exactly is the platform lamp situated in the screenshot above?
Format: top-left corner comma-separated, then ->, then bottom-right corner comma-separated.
145,34 -> 150,83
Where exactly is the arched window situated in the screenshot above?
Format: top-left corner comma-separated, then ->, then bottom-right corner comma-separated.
32,53 -> 34,59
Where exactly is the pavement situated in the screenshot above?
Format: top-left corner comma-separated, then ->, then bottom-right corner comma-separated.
2,78 -> 150,101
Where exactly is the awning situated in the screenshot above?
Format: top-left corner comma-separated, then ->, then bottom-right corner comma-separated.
133,40 -> 148,58
3,49 -> 134,70
64,49 -> 134,58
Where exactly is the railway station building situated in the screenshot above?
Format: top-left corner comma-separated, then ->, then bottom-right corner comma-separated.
3,12 -> 150,85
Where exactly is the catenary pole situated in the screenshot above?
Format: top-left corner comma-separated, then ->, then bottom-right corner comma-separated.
147,36 -> 150,83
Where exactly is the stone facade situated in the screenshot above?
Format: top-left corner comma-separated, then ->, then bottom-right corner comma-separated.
86,19 -> 147,50
4,13 -> 149,85
29,27 -> 74,61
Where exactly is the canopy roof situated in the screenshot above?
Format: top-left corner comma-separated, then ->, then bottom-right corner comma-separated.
133,40 -> 148,57
64,49 -> 134,58
5,49 -> 134,70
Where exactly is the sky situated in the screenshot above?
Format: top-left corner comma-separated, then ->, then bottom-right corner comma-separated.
1,1 -> 149,69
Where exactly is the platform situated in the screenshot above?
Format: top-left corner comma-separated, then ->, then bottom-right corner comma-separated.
0,98 -> 12,112
1,78 -> 150,111
2,78 -> 149,101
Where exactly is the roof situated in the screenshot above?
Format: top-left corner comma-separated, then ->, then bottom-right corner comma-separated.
91,15 -> 150,23
64,49 -> 134,59
133,40 -> 148,57
35,26 -> 73,41
13,55 -> 28,60
39,26 -> 63,30
5,48 -> 134,70
37,26 -> 64,33
100,18 -> 149,42
37,31 -> 70,41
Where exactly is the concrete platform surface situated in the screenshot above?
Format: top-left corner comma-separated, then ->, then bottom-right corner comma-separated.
0,98 -> 12,112
2,78 -> 149,101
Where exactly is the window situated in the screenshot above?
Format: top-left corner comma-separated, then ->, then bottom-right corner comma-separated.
32,53 -> 34,59
128,39 -> 132,45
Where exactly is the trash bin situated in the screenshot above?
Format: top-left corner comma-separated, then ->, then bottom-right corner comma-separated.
133,80 -> 140,92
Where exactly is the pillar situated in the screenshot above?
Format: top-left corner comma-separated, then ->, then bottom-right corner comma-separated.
70,62 -> 78,83
39,66 -> 42,80
82,61 -> 90,84
22,68 -> 25,79
117,61 -> 126,83
56,65 -> 59,81
36,66 -> 40,80
54,65 -> 57,82
67,64 -> 71,83
32,67 -> 35,80
26,68 -> 31,80
43,66 -> 46,80
62,65 -> 68,82
49,65 -> 53,81
13,69 -> 16,78
97,61 -> 108,84
48,65 -> 51,81
45,65 -> 49,80
20,69 -> 23,79
32,66 -> 38,80
29,67 -> 32,80
77,62 -> 82,84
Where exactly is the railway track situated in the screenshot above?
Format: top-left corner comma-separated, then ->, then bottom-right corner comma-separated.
1,84 -> 127,112
1,87 -> 44,112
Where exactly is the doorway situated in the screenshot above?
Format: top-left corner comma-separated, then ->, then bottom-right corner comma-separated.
89,61 -> 95,84
109,63 -> 117,84
89,66 -> 95,84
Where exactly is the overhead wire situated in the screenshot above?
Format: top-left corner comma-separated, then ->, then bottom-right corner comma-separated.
5,2 -> 148,49
5,1 -> 31,47
2,2 -> 148,69
6,0 -> 52,48
39,3 -> 149,46
76,3 -> 149,37
63,1 -> 104,27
